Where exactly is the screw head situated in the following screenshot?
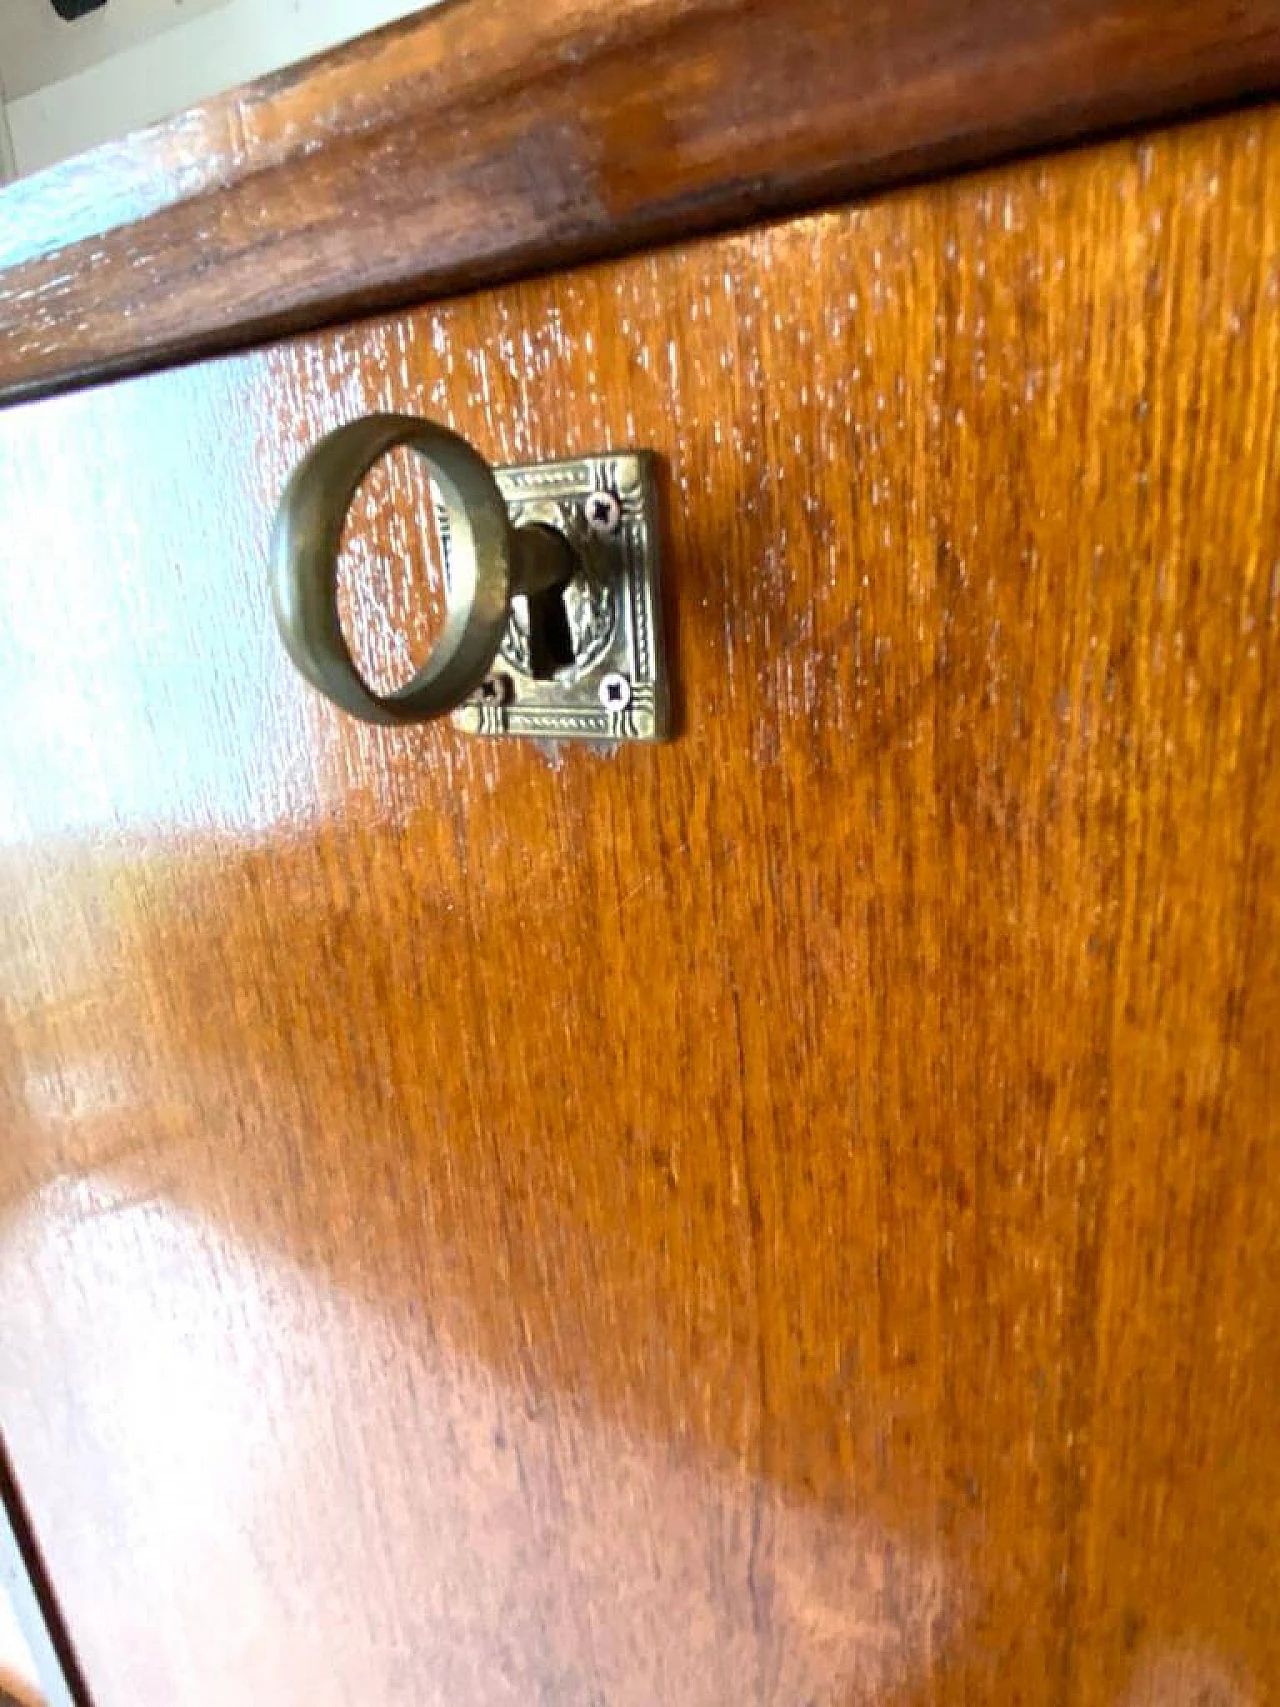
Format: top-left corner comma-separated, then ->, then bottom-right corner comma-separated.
478,674 -> 511,705
585,489 -> 622,538
598,671 -> 632,711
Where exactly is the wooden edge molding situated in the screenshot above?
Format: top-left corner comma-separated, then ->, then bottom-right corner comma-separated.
2,0 -> 1280,402
0,1441 -> 88,1707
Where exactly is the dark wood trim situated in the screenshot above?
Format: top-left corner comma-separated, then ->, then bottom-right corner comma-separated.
0,1441 -> 89,1707
3,0 -> 1280,402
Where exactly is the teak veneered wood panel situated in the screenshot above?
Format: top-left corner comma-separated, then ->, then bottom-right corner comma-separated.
4,0 -> 1280,401
0,105 -> 1277,1706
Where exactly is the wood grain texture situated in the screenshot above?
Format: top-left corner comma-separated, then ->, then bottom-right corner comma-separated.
5,0 -> 1280,404
2,103 -> 1279,1706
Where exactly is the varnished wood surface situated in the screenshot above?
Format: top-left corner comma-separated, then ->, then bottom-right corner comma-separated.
5,1 -> 1280,403
2,104 -> 1279,1706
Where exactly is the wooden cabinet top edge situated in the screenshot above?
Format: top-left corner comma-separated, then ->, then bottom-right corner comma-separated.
2,0 -> 1280,403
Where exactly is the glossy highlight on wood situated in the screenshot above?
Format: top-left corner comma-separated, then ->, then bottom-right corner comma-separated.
1,104 -> 1278,1706
5,0 -> 1280,401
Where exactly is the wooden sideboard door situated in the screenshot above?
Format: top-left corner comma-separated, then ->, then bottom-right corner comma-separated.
0,109 -> 1277,1707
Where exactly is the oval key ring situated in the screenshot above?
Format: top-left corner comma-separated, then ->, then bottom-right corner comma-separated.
270,413 -> 568,726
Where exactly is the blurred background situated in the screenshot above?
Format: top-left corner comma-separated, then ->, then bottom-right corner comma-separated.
0,0 -> 442,182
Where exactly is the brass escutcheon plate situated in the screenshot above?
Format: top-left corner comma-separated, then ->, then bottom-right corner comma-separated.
452,451 -> 669,743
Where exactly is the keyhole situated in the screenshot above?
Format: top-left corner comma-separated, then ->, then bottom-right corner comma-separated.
524,577 -> 577,678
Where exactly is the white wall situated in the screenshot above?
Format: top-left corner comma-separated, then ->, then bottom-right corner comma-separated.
0,0 -> 442,182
